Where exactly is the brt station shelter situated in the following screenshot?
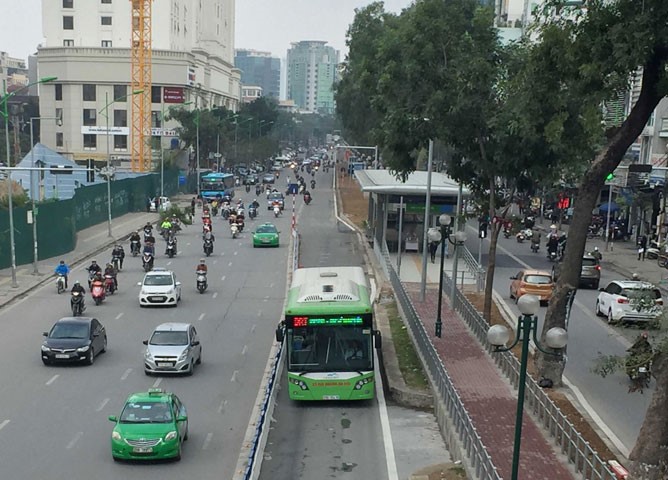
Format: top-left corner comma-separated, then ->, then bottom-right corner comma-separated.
354,169 -> 469,252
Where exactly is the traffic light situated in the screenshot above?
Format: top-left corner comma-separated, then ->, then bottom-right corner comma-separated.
606,172 -> 615,182
479,222 -> 488,239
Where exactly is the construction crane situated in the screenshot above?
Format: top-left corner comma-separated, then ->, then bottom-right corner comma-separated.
130,0 -> 152,172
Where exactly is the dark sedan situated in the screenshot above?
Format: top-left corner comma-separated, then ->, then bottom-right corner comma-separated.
41,317 -> 107,366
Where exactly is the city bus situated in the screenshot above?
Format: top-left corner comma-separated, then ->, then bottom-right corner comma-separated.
200,172 -> 235,202
276,266 -> 381,401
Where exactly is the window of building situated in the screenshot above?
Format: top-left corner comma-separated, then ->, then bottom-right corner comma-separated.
63,0 -> 73,8
114,135 -> 128,150
83,84 -> 96,102
63,39 -> 74,46
63,16 -> 74,30
113,110 -> 127,127
83,134 -> 97,149
56,132 -> 64,147
151,111 -> 162,128
101,16 -> 112,25
55,84 -> 63,101
113,85 -> 126,102
83,109 -> 97,126
101,40 -> 112,48
151,136 -> 161,151
55,108 -> 63,123
151,86 -> 161,104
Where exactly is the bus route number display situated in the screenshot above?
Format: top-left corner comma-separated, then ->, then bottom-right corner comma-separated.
292,316 -> 364,327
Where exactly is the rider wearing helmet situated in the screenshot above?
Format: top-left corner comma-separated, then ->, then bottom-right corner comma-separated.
70,280 -> 86,294
196,258 -> 208,274
590,246 -> 602,261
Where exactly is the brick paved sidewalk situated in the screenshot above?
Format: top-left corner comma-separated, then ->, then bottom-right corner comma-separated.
405,283 -> 574,480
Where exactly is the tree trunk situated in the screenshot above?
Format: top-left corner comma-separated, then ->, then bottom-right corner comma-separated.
483,179 -> 498,321
537,49 -> 667,385
627,353 -> 668,479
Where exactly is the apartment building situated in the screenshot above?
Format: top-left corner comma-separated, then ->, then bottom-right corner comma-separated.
286,41 -> 339,114
234,49 -> 280,99
0,52 -> 29,90
37,0 -> 241,163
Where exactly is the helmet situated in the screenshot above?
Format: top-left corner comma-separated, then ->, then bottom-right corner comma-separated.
550,224 -> 556,229
594,247 -> 599,251
199,258 -> 206,264
91,260 -> 97,264
59,260 -> 65,265
74,280 -> 80,285
641,331 -> 649,339
632,273 -> 640,280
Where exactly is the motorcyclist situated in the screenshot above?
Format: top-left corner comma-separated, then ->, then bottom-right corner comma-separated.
250,199 -> 260,210
54,260 -> 70,289
104,262 -> 118,290
558,233 -> 567,258
71,280 -> 86,295
129,231 -> 142,254
165,233 -> 178,255
143,241 -> 155,257
310,179 -> 316,189
530,229 -> 541,249
143,222 -> 153,235
546,234 -> 559,257
86,260 -> 102,280
590,246 -> 602,261
111,244 -> 125,269
626,332 -> 653,379
160,218 -> 173,236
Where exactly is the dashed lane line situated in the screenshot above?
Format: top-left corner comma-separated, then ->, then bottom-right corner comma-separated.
66,432 -> 83,450
120,368 -> 132,381
152,378 -> 162,388
46,374 -> 59,386
115,312 -> 124,320
96,398 -> 110,412
202,432 -> 213,450
198,313 -> 206,322
0,420 -> 9,432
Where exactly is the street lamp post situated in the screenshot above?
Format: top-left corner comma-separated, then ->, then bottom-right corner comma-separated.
450,230 -> 468,303
100,89 -> 143,238
1,76 -> 57,287
487,296 -> 568,480
29,115 -> 62,274
433,213 -> 452,338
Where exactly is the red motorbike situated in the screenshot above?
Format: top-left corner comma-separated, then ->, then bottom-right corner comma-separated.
104,274 -> 116,295
91,280 -> 106,306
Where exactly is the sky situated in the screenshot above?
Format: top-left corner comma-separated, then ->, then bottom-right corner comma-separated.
1,0 -> 412,62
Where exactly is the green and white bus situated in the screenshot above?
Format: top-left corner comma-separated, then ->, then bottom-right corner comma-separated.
276,266 -> 381,401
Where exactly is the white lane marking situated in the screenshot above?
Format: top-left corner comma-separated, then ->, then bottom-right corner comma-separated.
115,312 -> 124,320
228,262 -> 233,267
213,259 -> 219,264
250,325 -> 256,333
96,398 -> 110,412
230,370 -> 238,382
221,275 -> 226,281
263,296 -> 269,303
269,283 -> 275,289
198,313 -> 206,322
374,348 -> 399,480
234,251 -> 238,256
241,345 -> 248,356
46,374 -> 59,386
66,431 -> 84,450
187,242 -> 191,246
0,420 -> 9,432
218,399 -> 227,414
202,432 -> 213,450
212,292 -> 218,299
152,378 -> 162,388
120,368 -> 132,381
221,252 -> 225,256
167,261 -> 172,266
257,310 -> 262,317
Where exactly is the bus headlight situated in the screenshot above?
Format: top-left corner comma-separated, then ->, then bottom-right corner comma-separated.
289,378 -> 309,390
354,378 -> 372,390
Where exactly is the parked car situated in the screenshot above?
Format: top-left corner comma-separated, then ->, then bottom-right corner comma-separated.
595,280 -> 663,326
509,269 -> 554,306
143,323 -> 202,375
41,317 -> 107,365
552,254 -> 601,289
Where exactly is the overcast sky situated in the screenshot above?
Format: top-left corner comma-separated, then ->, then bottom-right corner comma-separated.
1,0 -> 411,62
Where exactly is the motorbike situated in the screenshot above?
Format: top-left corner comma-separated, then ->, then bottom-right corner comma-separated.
310,180 -> 316,189
274,205 -> 281,218
587,224 -> 602,239
70,291 -> 84,316
166,239 -> 177,258
202,223 -> 212,237
142,252 -> 154,272
143,227 -> 153,243
203,239 -> 214,256
196,270 -> 208,294
503,227 -> 511,239
56,275 -> 66,294
222,206 -> 230,220
304,194 -> 312,205
547,249 -> 558,262
91,280 -> 106,306
530,241 -> 540,253
299,184 -> 305,194
626,359 -> 652,392
87,270 -> 98,288
130,239 -> 141,256
104,274 -> 116,295
248,206 -> 257,219
516,231 -> 526,243
231,223 -> 239,239
237,219 -> 245,232
212,205 -> 219,217
645,240 -> 662,260
112,255 -> 122,271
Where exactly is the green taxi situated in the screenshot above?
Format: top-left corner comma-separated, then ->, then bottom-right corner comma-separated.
109,388 -> 188,461
253,222 -> 280,248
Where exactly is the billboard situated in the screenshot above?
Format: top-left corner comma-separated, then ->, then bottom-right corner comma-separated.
163,87 -> 185,103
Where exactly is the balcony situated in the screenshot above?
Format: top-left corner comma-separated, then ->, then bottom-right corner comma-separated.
660,118 -> 668,138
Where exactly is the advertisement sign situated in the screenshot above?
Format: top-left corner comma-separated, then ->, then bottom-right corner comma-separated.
81,126 -> 129,136
187,66 -> 196,86
163,87 -> 185,103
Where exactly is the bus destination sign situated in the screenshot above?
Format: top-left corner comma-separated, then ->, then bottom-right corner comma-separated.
292,316 -> 364,327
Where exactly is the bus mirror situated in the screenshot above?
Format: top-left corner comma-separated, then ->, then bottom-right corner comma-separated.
275,327 -> 284,343
374,330 -> 382,349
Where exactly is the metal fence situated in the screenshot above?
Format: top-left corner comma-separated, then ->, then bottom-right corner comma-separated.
441,273 -> 617,480
460,245 -> 486,292
380,244 -> 501,480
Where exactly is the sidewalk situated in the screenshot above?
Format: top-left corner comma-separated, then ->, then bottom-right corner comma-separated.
0,211 -> 159,309
398,259 -> 575,479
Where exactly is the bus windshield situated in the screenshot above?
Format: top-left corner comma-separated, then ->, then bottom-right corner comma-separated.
287,327 -> 373,372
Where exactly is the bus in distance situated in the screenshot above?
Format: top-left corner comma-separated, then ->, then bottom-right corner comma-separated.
200,172 -> 235,202
276,266 -> 381,401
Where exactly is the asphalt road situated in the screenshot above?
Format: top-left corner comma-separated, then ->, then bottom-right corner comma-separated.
464,222 -> 650,454
0,196 -> 289,479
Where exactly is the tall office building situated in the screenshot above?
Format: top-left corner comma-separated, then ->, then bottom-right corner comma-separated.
234,49 -> 280,99
37,0 -> 241,163
286,41 -> 339,114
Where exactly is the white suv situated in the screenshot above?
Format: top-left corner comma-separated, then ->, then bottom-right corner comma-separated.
138,268 -> 181,307
595,280 -> 663,325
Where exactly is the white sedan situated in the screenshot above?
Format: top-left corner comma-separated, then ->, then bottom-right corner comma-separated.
138,268 -> 182,307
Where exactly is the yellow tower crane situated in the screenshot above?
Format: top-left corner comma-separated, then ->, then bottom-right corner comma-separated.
130,0 -> 152,172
